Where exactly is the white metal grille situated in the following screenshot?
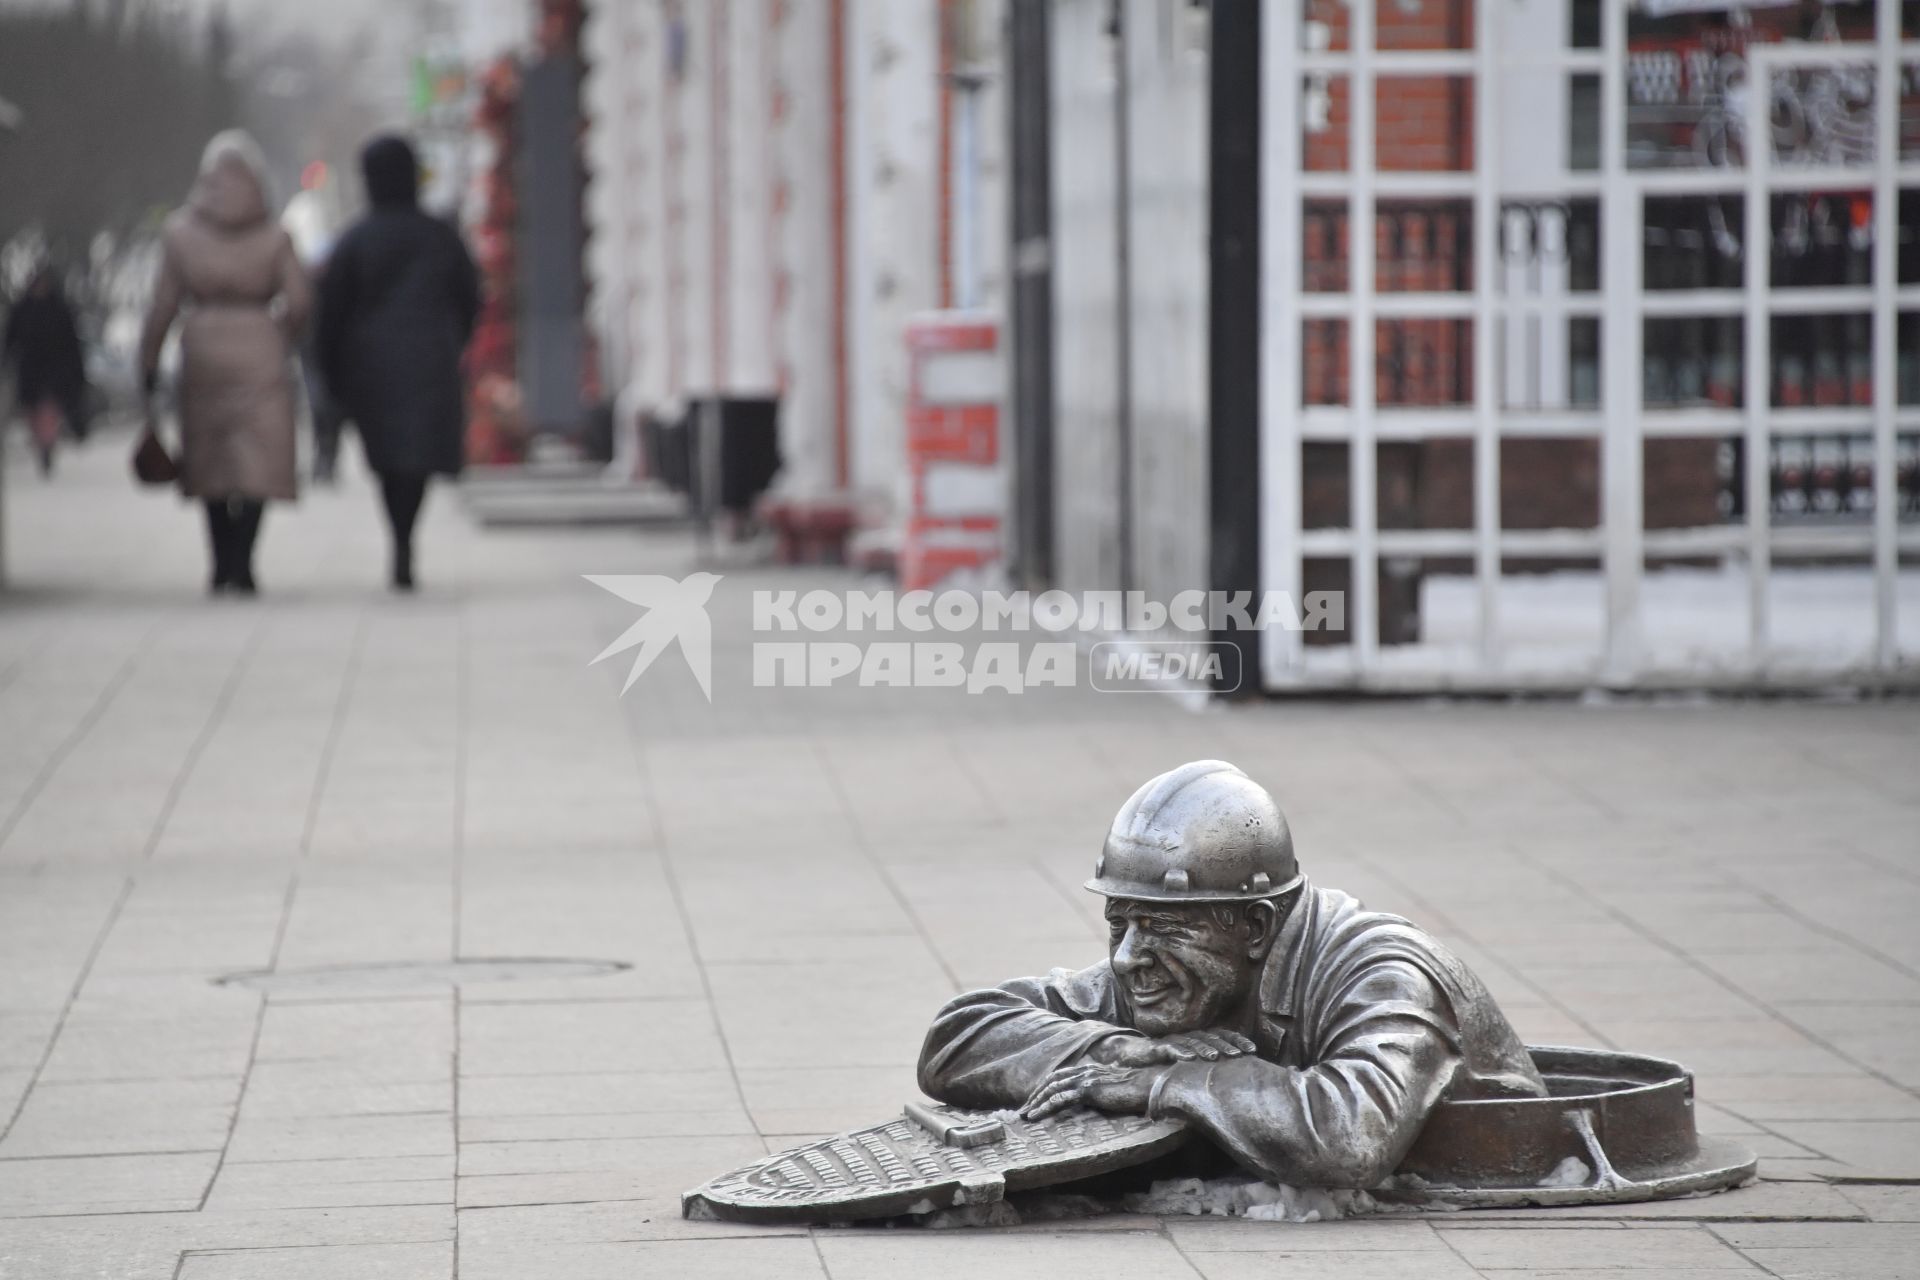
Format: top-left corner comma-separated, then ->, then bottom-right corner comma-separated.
1260,1 -> 1919,691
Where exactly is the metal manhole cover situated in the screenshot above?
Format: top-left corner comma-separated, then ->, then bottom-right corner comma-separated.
213,957 -> 630,994
683,1102 -> 1190,1224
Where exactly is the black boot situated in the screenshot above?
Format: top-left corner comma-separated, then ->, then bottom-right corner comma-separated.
206,501 -> 234,594
229,500 -> 264,595
380,474 -> 427,592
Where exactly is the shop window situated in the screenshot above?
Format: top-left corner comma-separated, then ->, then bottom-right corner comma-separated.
1378,318 -> 1472,407
1569,317 -> 1601,409
1304,200 -> 1348,293
1378,200 -> 1471,293
1904,64 -> 1920,162
1569,0 -> 1600,50
1566,199 -> 1601,293
1568,74 -> 1600,173
1496,315 -> 1600,413
1643,317 -> 1742,409
1900,191 -> 1920,284
1644,196 -> 1742,291
1771,192 -> 1872,289
1770,314 -> 1871,409
1757,436 -> 1903,522
1305,318 -> 1349,406
1302,442 -> 1348,528
1500,201 -> 1601,294
1770,64 -> 1876,169
1624,4 -> 1885,166
1625,44 -> 1745,170
1897,313 -> 1920,405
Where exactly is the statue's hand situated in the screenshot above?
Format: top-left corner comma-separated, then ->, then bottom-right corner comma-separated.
1095,1028 -> 1255,1068
1021,1061 -> 1159,1121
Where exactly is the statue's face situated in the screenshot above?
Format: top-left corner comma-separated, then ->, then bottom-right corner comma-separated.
1105,898 -> 1259,1037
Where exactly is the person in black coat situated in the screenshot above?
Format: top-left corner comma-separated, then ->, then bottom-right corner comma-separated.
318,135 -> 481,590
3,267 -> 87,476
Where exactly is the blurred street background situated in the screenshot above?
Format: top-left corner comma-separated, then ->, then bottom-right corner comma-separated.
3,0 -> 1920,1277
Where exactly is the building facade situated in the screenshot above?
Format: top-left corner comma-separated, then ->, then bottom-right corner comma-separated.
583,0 -> 1005,530
1012,0 -> 1917,692
579,0 -> 1916,691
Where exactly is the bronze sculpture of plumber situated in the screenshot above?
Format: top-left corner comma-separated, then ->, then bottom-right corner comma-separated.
918,759 -> 1548,1188
681,759 -> 1754,1222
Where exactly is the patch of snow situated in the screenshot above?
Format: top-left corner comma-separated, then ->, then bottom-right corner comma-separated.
1537,1156 -> 1592,1189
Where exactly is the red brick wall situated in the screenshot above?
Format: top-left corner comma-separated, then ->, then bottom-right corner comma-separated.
1303,440 -> 1603,533
1302,77 -> 1475,173
1377,77 -> 1475,172
1303,0 -> 1474,52
1303,76 -> 1350,172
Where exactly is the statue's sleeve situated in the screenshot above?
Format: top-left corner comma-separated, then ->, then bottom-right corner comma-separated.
1146,959 -> 1462,1188
918,964 -> 1140,1110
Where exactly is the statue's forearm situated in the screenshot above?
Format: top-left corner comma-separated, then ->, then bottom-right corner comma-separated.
918,994 -> 1134,1108
1148,1033 -> 1458,1188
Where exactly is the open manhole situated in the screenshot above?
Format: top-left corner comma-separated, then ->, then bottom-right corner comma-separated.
214,957 -> 631,995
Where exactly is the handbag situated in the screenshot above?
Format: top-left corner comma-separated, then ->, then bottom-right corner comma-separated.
131,414 -> 178,487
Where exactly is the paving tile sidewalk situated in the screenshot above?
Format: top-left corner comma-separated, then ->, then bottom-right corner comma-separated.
1,438 -> 1917,1279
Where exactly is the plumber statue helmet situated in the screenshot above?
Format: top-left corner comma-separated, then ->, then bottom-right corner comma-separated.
1086,760 -> 1303,903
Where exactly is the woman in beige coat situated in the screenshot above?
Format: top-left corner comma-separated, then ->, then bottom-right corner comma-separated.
140,131 -> 311,595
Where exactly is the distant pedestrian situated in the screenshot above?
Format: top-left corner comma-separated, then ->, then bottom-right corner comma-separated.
318,135 -> 480,592
139,130 -> 312,596
3,266 -> 86,477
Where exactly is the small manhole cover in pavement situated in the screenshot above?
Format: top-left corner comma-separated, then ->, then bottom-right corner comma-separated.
214,957 -> 631,994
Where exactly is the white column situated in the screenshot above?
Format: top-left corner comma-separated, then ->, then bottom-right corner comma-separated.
1350,2 -> 1378,667
581,0 -> 628,390
1050,0 -> 1125,595
1262,0 -> 1304,683
769,0 -> 841,496
632,1 -> 672,413
1743,51 -> 1772,664
845,0 -> 939,512
1599,0 -> 1642,681
1872,4 -> 1900,667
723,0 -> 775,397
1471,0 -> 1500,665
677,5 -> 716,399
